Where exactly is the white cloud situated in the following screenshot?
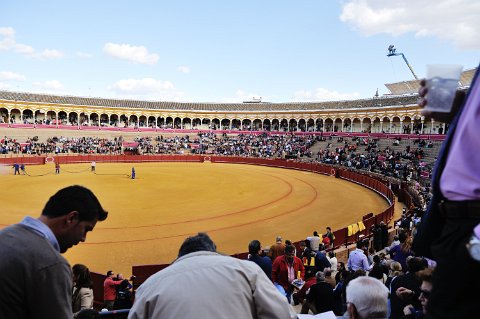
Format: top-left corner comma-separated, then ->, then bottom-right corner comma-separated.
0,71 -> 26,81
0,26 -> 64,58
108,77 -> 184,100
0,27 -> 15,38
291,87 -> 360,102
33,80 -> 64,91
103,42 -> 159,64
32,49 -> 64,59
221,89 -> 264,103
178,66 -> 190,74
76,51 -> 93,59
340,0 -> 480,50
14,43 -> 35,54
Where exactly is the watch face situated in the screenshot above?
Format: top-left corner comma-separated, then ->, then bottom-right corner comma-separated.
467,237 -> 480,261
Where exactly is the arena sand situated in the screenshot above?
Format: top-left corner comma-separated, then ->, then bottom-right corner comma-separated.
0,161 -> 389,276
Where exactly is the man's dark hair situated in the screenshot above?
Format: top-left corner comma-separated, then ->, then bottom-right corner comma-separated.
42,185 -> 108,222
107,270 -> 113,277
326,227 -> 331,232
406,257 -> 427,273
356,240 -> 365,249
398,231 -> 408,243
178,232 -> 216,258
313,231 -> 319,236
248,240 -> 261,255
285,244 -> 295,255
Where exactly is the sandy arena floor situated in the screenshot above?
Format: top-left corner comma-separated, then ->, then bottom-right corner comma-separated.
0,161 -> 389,276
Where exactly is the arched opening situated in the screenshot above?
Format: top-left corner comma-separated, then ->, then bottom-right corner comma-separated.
271,119 -> 280,131
280,119 -> 288,132
316,119 -> 324,132
202,118 -> 211,129
157,117 -> 165,128
46,111 -> 56,125
22,109 -> 34,124
100,114 -> 109,127
57,111 -> 67,125
242,119 -> 252,130
192,118 -> 201,129
211,118 -> 220,130
129,115 -> 138,127
372,117 -> 381,133
252,119 -> 262,131
147,116 -> 156,128
334,118 -> 342,132
34,110 -> 45,124
68,112 -> 78,126
324,118 -> 334,132
110,114 -> 119,127
165,117 -> 173,128
413,116 -> 423,134
382,117 -> 391,133
0,107 -> 7,123
362,118 -> 371,133
174,117 -> 181,129
343,118 -> 352,132
79,112 -> 88,126
120,115 -> 128,127
89,113 -> 99,126
352,118 -> 361,133
391,116 -> 401,133
288,119 -> 297,132
9,109 -> 21,124
298,119 -> 306,132
221,118 -> 230,130
263,119 -> 271,131
402,116 -> 412,134
231,119 -> 241,130
306,119 -> 314,132
183,118 -> 192,129
139,115 -> 147,127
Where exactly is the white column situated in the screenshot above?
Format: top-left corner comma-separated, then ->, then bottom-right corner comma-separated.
421,121 -> 424,134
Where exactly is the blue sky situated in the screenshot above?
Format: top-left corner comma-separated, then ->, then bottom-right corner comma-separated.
0,0 -> 478,103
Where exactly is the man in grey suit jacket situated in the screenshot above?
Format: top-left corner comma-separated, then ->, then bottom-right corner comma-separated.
0,185 -> 108,319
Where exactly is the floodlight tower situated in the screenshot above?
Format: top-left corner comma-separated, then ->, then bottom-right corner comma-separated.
387,45 -> 418,80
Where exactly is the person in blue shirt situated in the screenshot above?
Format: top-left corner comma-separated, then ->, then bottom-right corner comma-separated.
247,240 -> 272,279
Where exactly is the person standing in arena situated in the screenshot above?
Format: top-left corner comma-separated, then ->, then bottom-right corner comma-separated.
0,185 -> 108,319
91,161 -> 96,172
55,161 -> 60,174
413,64 -> 480,319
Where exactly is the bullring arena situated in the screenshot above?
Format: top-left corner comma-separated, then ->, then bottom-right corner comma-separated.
0,71 -> 473,306
0,148 -> 389,276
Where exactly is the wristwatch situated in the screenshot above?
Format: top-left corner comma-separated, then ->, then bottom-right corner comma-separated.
466,234 -> 480,262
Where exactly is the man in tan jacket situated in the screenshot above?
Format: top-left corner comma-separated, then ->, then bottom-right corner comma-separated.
129,233 -> 297,319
